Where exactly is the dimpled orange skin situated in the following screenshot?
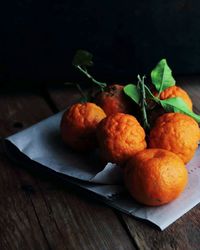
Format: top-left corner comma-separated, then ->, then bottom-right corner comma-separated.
149,113 -> 200,163
97,113 -> 147,166
124,149 -> 188,206
95,84 -> 134,116
160,85 -> 193,110
60,102 -> 106,151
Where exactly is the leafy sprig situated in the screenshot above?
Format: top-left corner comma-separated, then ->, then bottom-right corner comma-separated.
124,59 -> 200,125
72,50 -> 200,125
124,75 -> 150,130
72,50 -> 107,91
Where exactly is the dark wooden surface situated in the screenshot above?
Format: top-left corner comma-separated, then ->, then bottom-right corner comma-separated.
1,77 -> 200,250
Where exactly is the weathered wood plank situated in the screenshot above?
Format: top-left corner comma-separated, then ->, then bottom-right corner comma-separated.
0,91 -> 52,137
0,90 -> 135,250
121,205 -> 200,250
0,92 -> 53,250
43,84 -> 83,111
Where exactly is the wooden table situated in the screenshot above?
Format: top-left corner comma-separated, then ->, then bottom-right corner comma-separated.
1,76 -> 200,250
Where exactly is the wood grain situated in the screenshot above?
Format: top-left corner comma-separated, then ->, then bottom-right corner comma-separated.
0,92 -> 53,250
0,90 -> 134,250
121,205 -> 200,250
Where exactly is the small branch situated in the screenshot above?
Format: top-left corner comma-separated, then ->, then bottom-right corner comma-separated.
138,75 -> 150,130
75,65 -> 107,91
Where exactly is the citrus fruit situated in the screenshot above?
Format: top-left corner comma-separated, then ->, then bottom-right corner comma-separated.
159,85 -> 193,110
124,148 -> 188,206
149,113 -> 200,163
97,113 -> 147,165
95,84 -> 134,116
60,102 -> 106,151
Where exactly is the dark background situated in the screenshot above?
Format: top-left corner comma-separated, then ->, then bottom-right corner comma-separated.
1,0 -> 200,86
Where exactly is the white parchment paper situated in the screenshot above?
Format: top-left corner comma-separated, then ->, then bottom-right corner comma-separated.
4,111 -> 200,230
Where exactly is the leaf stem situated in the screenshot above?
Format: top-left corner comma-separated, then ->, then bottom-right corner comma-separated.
157,66 -> 166,97
144,85 -> 160,103
138,75 -> 150,130
75,65 -> 107,91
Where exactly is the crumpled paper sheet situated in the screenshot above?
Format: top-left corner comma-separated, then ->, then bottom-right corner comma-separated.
4,111 -> 200,230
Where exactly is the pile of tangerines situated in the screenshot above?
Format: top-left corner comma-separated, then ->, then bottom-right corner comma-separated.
60,54 -> 200,206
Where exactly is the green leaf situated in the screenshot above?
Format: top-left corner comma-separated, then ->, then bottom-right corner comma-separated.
151,59 -> 175,93
160,97 -> 200,123
72,50 -> 93,67
123,84 -> 141,105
